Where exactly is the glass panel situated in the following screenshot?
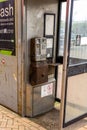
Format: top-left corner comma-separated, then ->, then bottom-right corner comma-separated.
58,2 -> 66,56
64,0 -> 87,124
65,73 -> 87,123
69,0 -> 87,65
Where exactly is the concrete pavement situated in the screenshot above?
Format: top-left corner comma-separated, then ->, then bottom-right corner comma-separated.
0,105 -> 46,130
0,105 -> 87,130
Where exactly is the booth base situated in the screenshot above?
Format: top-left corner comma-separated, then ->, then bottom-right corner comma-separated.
30,108 -> 60,130
29,102 -> 87,130
26,78 -> 55,117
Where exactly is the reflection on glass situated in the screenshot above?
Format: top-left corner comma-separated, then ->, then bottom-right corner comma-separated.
64,0 -> 87,124
69,0 -> 87,65
58,2 -> 66,56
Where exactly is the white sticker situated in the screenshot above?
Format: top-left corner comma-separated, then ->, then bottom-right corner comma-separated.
41,83 -> 53,98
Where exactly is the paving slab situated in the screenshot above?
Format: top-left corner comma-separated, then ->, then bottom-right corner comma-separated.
0,105 -> 87,130
0,105 -> 46,130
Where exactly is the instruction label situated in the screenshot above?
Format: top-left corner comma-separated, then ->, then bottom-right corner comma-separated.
41,83 -> 53,98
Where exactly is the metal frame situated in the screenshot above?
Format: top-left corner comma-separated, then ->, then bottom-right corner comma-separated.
44,13 -> 56,37
46,37 -> 54,59
63,0 -> 87,127
55,0 -> 63,101
16,0 -> 26,116
59,0 -> 73,129
56,0 -> 66,63
55,0 -> 60,101
56,0 -> 61,62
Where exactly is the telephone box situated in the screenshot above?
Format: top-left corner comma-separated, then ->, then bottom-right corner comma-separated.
1,0 -> 86,130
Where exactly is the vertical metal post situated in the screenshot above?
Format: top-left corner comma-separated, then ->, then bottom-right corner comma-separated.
59,0 -> 73,129
16,0 -> 26,116
21,0 -> 27,116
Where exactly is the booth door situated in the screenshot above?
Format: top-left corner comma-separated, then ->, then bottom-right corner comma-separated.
61,0 -> 87,127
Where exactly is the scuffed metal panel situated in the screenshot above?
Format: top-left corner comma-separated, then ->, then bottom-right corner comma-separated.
26,84 -> 33,116
0,0 -> 26,115
0,55 -> 18,112
0,0 -> 18,112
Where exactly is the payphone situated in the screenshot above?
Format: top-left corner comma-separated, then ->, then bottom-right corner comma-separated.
31,37 -> 47,61
30,37 -> 48,85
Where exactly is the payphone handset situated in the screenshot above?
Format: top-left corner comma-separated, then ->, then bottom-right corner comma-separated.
31,37 -> 47,61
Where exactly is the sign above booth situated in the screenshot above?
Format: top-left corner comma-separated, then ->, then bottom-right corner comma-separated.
0,0 -> 15,55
